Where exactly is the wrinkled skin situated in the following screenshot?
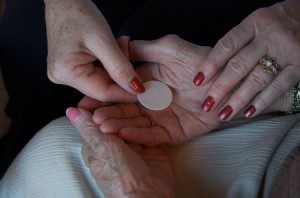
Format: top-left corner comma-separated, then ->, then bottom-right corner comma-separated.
67,108 -> 175,197
86,35 -> 291,146
194,0 -> 300,120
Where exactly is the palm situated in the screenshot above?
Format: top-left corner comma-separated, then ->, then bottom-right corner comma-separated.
88,35 -> 287,146
130,61 -> 221,145
93,39 -> 222,146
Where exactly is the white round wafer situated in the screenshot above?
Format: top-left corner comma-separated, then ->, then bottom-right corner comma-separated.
137,81 -> 173,111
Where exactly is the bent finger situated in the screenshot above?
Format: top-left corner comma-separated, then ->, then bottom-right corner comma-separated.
100,116 -> 155,133
130,35 -> 210,68
78,96 -> 113,112
93,103 -> 141,124
69,64 -> 136,102
118,126 -> 171,147
85,35 -> 145,94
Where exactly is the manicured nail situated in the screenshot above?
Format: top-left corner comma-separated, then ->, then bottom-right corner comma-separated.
66,107 -> 81,123
193,71 -> 205,86
201,96 -> 215,112
218,105 -> 233,121
130,77 -> 145,93
244,105 -> 256,118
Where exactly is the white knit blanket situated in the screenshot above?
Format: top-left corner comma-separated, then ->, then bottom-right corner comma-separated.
0,114 -> 299,198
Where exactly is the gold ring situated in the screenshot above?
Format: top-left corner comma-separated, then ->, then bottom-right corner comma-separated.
143,115 -> 156,127
259,56 -> 281,76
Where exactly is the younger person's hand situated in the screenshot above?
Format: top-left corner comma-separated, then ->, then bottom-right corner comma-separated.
45,0 -> 144,103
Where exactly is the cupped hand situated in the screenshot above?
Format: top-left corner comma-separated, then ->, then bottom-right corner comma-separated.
91,35 -> 292,146
66,107 -> 175,198
193,0 -> 300,120
91,35 -> 220,146
45,0 -> 144,103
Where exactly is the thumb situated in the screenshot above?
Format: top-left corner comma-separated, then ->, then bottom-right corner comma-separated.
128,35 -> 183,64
129,35 -> 210,66
85,35 -> 145,94
66,107 -> 100,145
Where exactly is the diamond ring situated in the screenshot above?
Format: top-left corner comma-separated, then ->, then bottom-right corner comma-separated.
259,56 -> 281,76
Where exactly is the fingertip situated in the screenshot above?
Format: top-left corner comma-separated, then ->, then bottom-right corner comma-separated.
66,107 -> 81,123
129,76 -> 145,93
244,105 -> 256,118
99,123 -> 113,133
93,108 -> 109,124
92,114 -> 101,125
218,105 -> 233,121
193,71 -> 205,86
99,125 -> 108,133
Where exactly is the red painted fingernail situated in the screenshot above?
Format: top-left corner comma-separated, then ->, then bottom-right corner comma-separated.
201,96 -> 215,112
193,71 -> 205,86
130,77 -> 145,93
244,105 -> 256,118
66,107 -> 81,123
218,105 -> 233,121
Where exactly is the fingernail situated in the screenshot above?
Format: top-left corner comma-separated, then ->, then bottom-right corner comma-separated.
66,107 -> 81,123
193,71 -> 205,86
130,77 -> 145,93
201,96 -> 215,112
244,105 -> 256,118
218,105 -> 233,121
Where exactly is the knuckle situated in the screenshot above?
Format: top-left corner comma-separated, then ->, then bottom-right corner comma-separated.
98,94 -> 109,102
47,70 -> 59,83
211,81 -> 230,95
84,31 -> 114,48
216,35 -> 237,54
203,58 -> 219,73
251,8 -> 269,21
268,81 -> 284,94
159,34 -> 182,51
110,60 -> 132,80
248,72 -> 269,87
161,34 -> 180,44
255,95 -> 269,109
232,94 -> 248,106
228,57 -> 248,76
47,61 -> 65,83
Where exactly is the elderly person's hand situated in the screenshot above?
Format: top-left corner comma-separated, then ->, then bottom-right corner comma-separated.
89,35 -> 291,146
45,0 -> 144,103
66,107 -> 175,197
193,0 -> 300,120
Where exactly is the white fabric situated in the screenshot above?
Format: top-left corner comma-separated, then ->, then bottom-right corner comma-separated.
0,114 -> 299,198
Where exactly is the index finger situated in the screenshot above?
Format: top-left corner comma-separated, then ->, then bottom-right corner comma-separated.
193,19 -> 255,86
69,63 -> 136,103
84,35 -> 145,94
